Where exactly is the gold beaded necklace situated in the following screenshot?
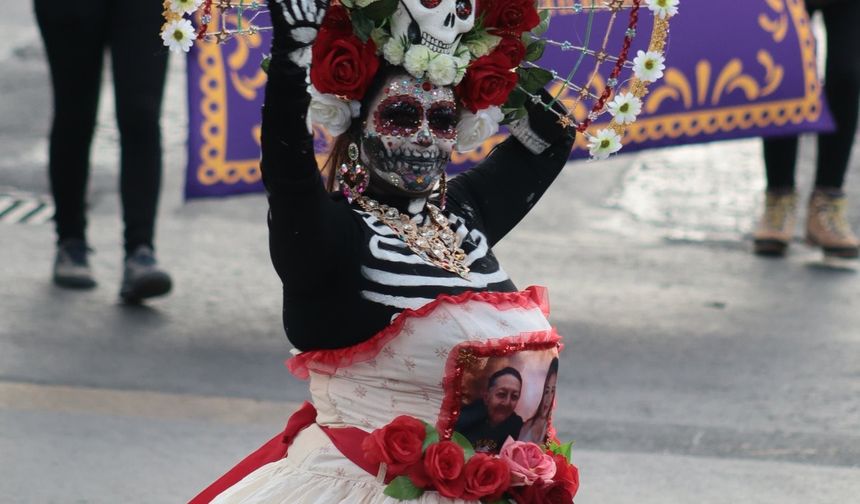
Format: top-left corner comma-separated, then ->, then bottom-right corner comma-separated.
354,195 -> 470,279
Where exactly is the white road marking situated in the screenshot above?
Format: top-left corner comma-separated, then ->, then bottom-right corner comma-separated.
0,381 -> 302,425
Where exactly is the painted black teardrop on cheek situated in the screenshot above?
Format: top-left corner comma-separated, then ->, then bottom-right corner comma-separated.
408,20 -> 422,44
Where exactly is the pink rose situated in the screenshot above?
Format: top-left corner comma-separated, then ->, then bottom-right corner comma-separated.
499,437 -> 556,486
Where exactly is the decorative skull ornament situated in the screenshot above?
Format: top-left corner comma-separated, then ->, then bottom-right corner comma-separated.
391,0 -> 475,56
361,74 -> 458,194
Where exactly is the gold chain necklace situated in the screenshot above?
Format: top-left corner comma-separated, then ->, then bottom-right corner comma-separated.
354,195 -> 470,278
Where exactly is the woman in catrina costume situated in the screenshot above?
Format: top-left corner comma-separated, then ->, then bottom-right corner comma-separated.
192,0 -> 579,502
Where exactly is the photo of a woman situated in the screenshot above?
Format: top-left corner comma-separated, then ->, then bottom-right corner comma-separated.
518,357 -> 559,444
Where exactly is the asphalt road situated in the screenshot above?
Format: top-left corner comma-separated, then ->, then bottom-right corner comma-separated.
1,3 -> 859,503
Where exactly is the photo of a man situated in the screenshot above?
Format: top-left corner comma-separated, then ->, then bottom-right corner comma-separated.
455,367 -> 525,453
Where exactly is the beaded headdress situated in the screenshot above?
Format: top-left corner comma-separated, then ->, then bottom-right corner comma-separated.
161,0 -> 679,159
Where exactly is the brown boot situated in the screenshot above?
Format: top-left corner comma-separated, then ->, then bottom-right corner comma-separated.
806,189 -> 860,258
753,191 -> 797,256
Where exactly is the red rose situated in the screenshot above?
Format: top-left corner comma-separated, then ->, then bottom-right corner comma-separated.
542,480 -> 575,504
421,441 -> 466,498
493,36 -> 527,69
510,480 -> 574,504
310,14 -> 380,100
461,453 -> 511,501
481,0 -> 541,35
361,416 -> 426,476
319,4 -> 352,37
455,51 -> 518,112
551,454 -> 580,498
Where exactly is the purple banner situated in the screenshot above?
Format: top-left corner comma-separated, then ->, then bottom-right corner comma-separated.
186,0 -> 832,198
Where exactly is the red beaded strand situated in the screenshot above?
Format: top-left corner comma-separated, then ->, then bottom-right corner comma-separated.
577,0 -> 642,133
197,0 -> 215,39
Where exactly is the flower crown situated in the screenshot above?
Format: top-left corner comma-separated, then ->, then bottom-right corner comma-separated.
161,0 -> 680,159
303,0 -> 551,152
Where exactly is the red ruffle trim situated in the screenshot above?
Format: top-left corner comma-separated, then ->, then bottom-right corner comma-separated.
286,286 -> 551,380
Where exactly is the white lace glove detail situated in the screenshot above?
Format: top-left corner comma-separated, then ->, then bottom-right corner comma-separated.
269,0 -> 329,67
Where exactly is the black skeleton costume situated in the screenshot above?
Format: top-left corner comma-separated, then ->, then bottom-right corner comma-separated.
263,58 -> 574,351
194,0 -> 578,501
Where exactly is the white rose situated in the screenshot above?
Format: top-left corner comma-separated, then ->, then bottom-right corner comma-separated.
403,45 -> 432,79
383,38 -> 406,65
455,106 -> 504,152
465,33 -> 501,58
427,54 -> 458,86
306,86 -> 360,137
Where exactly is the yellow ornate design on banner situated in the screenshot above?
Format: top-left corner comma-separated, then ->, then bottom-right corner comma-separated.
453,0 -> 822,163
196,9 -> 265,186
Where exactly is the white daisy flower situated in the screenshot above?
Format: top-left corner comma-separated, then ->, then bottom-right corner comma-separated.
607,92 -> 643,124
646,0 -> 680,19
161,19 -> 197,53
588,129 -> 623,160
169,0 -> 204,15
632,50 -> 665,83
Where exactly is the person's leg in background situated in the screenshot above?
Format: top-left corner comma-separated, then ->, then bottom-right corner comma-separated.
34,0 -> 108,287
753,137 -> 800,256
806,0 -> 860,258
110,0 -> 172,302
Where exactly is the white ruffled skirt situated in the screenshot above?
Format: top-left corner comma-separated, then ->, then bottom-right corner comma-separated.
210,423 -> 476,504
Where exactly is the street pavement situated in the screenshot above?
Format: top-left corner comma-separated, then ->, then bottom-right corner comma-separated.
2,4 -> 860,503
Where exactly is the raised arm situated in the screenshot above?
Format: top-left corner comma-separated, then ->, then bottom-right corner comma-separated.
447,91 -> 576,246
262,0 -> 357,286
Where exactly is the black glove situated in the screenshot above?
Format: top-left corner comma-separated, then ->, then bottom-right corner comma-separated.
268,0 -> 330,66
510,89 -> 575,154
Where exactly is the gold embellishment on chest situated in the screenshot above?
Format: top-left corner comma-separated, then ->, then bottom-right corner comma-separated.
355,196 -> 470,278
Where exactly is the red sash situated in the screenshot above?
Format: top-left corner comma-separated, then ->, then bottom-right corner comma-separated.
188,402 -> 383,503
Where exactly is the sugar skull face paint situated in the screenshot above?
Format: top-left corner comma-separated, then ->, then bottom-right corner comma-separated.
362,74 -> 457,194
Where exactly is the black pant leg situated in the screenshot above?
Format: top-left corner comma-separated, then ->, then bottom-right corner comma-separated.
34,0 -> 108,243
763,136 -> 799,190
108,0 -> 169,255
814,1 -> 860,189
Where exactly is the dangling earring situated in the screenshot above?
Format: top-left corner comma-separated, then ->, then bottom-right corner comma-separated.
438,171 -> 448,211
337,142 -> 368,202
